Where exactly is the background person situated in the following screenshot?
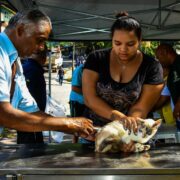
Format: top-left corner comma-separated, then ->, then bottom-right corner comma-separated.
152,66 -> 175,125
0,10 -> 93,141
82,12 -> 164,150
17,46 -> 48,144
69,64 -> 86,143
155,43 -> 180,129
58,65 -> 64,85
70,64 -> 85,117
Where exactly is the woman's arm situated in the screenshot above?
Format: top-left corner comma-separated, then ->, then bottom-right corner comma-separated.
153,95 -> 170,110
128,83 -> 164,118
82,69 -> 126,121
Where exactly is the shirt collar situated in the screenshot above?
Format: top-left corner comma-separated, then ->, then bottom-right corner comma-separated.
0,32 -> 18,65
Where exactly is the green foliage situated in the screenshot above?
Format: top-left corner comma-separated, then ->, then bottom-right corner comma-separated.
46,41 -> 112,56
174,41 -> 180,51
0,128 -> 16,138
140,41 -> 160,57
46,40 -> 164,58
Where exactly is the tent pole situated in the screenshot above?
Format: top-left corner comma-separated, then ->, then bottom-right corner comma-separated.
48,42 -> 52,143
48,43 -> 52,97
72,42 -> 75,73
158,0 -> 162,29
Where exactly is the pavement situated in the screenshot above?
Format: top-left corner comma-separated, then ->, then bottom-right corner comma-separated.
45,70 -> 72,116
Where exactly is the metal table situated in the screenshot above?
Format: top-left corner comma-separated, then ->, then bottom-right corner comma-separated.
0,143 -> 180,180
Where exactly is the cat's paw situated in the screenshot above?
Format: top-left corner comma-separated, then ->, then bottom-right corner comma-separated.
134,143 -> 150,152
143,145 -> 151,151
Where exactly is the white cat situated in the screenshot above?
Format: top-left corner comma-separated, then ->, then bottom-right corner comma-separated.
95,118 -> 162,153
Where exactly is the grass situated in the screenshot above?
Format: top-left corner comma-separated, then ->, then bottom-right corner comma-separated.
0,128 -> 16,139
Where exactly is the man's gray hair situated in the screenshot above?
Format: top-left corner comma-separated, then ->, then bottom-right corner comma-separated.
6,9 -> 52,30
6,12 -> 23,29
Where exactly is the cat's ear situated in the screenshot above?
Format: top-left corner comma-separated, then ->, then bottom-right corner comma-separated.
152,119 -> 162,128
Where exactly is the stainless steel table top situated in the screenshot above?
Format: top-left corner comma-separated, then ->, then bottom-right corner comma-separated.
0,143 -> 180,175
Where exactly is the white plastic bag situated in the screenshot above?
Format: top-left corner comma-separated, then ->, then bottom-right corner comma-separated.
43,96 -> 66,143
45,95 -> 66,117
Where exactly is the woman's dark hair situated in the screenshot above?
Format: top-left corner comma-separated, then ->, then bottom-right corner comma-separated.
111,12 -> 142,40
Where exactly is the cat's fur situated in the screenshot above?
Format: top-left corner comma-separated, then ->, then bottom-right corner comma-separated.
95,118 -> 162,153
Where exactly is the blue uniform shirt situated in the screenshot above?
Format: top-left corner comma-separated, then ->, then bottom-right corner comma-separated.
0,32 -> 39,133
22,58 -> 46,111
69,64 -> 84,104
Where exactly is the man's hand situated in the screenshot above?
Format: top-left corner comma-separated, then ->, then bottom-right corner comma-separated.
83,127 -> 101,141
66,117 -> 94,137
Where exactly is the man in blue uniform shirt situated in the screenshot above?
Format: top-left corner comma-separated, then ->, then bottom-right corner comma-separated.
0,10 -> 93,140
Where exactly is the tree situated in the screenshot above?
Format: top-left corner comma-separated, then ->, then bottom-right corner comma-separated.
140,41 -> 160,57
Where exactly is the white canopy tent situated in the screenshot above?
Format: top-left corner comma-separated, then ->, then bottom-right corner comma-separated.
6,0 -> 180,41
6,0 -> 180,96
4,0 -> 180,143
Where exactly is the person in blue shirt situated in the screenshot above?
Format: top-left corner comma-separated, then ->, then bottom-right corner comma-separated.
0,10 -> 93,140
17,46 -> 48,144
69,64 -> 85,118
69,64 -> 86,143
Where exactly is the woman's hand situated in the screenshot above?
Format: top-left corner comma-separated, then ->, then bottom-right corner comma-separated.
110,110 -> 127,120
119,116 -> 142,134
110,110 -> 141,134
